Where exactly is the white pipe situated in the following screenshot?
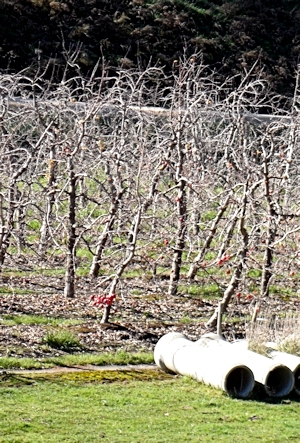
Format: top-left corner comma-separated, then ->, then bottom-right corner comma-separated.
154,332 -> 255,398
154,332 -> 192,374
155,333 -> 294,398
6,98 -> 292,124
268,351 -> 300,395
232,340 -> 300,396
230,340 -> 294,397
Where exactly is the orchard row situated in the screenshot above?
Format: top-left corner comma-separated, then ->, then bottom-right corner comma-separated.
1,55 -> 299,324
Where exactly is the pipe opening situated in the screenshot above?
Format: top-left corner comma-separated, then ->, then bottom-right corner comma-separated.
265,366 -> 294,397
293,366 -> 300,395
225,366 -> 254,399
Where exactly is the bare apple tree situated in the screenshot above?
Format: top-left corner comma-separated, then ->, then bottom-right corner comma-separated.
1,55 -> 300,332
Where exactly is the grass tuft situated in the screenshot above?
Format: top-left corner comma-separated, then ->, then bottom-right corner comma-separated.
0,314 -> 81,327
43,329 -> 82,351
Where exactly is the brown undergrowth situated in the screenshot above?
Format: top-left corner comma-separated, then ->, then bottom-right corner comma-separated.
0,273 -> 298,360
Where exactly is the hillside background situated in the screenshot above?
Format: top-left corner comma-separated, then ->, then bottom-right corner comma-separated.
0,0 -> 300,98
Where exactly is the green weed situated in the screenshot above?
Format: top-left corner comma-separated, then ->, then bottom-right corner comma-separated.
42,329 -> 82,351
179,315 -> 192,324
27,219 -> 41,230
76,248 -> 93,260
247,269 -> 262,278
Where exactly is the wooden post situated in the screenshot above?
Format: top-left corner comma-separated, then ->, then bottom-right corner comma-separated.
217,302 -> 223,336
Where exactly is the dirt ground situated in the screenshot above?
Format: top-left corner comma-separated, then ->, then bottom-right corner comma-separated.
0,273 -> 298,359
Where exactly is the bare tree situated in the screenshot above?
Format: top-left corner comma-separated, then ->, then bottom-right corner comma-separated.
1,55 -> 300,333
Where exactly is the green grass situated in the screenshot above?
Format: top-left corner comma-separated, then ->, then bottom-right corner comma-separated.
131,288 -> 143,295
123,268 -> 145,279
223,314 -> 251,325
27,219 -> 41,230
0,350 -> 154,370
278,338 -> 300,356
247,269 -> 262,278
79,205 -> 107,220
75,267 -> 90,277
0,373 -> 300,442
33,268 -> 66,277
0,357 -> 47,370
179,315 -> 193,324
202,209 -> 218,221
42,329 -> 82,351
2,264 -> 92,279
0,286 -> 33,295
45,350 -> 154,367
1,268 -> 65,278
0,314 -> 82,327
269,285 -> 298,298
178,282 -> 221,299
76,247 -> 93,261
178,283 -> 204,297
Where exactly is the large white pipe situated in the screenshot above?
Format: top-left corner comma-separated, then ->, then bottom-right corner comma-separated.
154,332 -> 192,374
154,332 -> 255,398
230,340 -> 294,397
268,351 -> 300,396
155,333 -> 294,398
7,98 -> 292,124
232,340 -> 300,396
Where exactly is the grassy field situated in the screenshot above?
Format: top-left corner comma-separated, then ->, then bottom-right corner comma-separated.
0,370 -> 299,443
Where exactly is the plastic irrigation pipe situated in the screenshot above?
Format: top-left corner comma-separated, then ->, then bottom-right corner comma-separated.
154,332 -> 255,398
230,340 -> 294,397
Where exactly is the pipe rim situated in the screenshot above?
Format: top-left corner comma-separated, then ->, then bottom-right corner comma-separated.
224,366 -> 255,399
264,365 -> 294,397
293,365 -> 300,396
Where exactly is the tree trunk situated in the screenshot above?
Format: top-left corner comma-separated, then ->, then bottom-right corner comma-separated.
0,186 -> 15,268
260,153 -> 276,297
188,194 -> 231,280
64,156 -> 77,298
206,184 -> 249,329
90,189 -> 124,278
168,181 -> 187,296
39,148 -> 57,255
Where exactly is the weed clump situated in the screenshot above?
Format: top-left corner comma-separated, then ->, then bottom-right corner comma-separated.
43,330 -> 82,352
